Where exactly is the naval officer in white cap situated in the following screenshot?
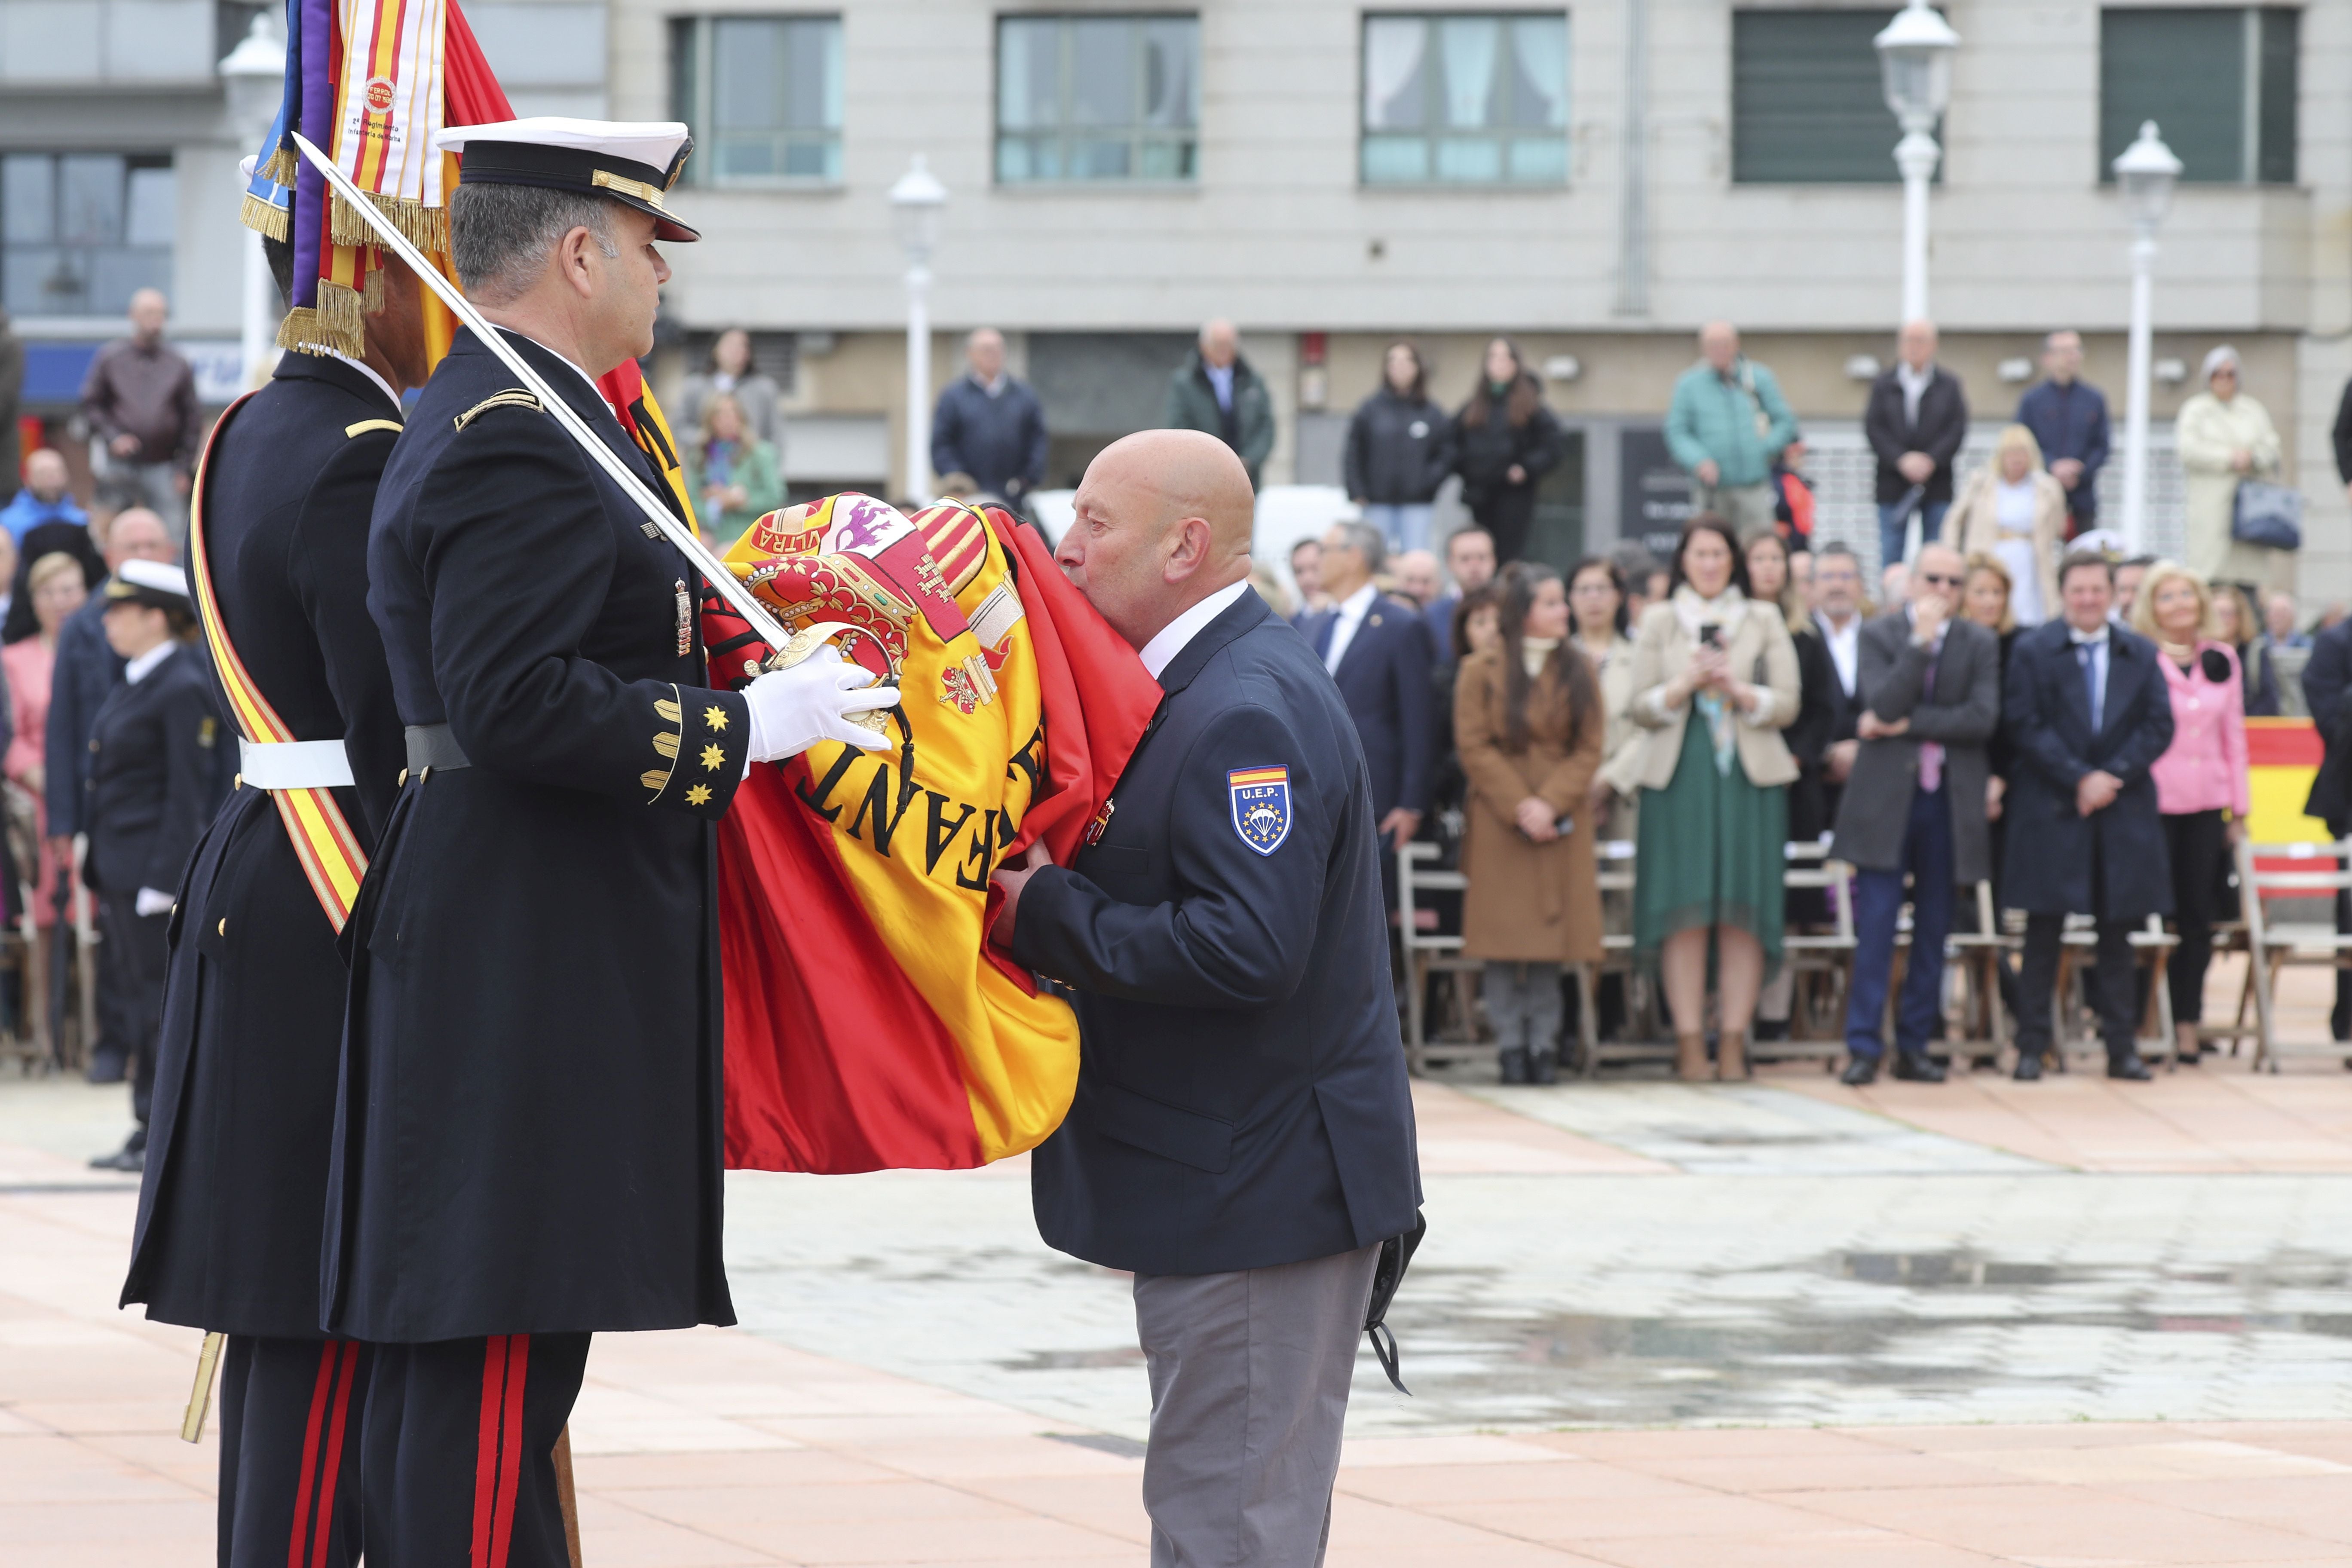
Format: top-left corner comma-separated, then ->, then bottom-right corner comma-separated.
329,118 -> 894,1565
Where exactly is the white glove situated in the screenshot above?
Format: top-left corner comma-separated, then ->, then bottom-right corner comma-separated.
743,643 -> 899,761
135,887 -> 173,917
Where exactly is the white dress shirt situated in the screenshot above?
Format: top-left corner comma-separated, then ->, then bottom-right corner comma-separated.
1320,581 -> 1380,675
124,639 -> 177,686
1138,579 -> 1252,680
1816,609 -> 1861,698
1897,361 -> 1933,426
329,351 -> 403,412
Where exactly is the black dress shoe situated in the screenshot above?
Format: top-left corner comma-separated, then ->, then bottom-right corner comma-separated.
1529,1049 -> 1559,1086
85,1052 -> 127,1085
1892,1053 -> 1947,1083
88,1144 -> 144,1173
1498,1047 -> 1529,1086
1840,1054 -> 1880,1086
2107,1053 -> 2153,1081
2013,1050 -> 2045,1081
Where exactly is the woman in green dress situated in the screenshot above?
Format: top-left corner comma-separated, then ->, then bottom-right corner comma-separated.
1624,516 -> 1801,1080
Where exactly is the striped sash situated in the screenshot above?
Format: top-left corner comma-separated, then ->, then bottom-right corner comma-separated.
187,394 -> 371,932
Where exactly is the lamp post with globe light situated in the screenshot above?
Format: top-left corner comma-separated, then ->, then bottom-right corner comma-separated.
888,156 -> 947,503
218,13 -> 287,388
2113,121 -> 2182,552
1874,0 -> 1959,323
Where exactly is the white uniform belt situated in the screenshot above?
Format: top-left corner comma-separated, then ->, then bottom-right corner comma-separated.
237,737 -> 355,790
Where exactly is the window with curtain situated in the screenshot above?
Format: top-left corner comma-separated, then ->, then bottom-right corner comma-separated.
1,153 -> 174,318
2100,9 -> 2296,184
996,15 -> 1200,183
1360,12 -> 1568,185
669,15 -> 845,184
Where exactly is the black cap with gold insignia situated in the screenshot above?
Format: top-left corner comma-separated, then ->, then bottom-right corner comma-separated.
433,117 -> 701,243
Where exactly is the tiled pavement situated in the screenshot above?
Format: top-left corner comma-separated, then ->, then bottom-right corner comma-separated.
10,961 -> 2352,1564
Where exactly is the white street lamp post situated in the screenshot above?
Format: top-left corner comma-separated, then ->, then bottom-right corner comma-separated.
888,156 -> 947,503
2114,121 -> 2182,553
219,13 -> 287,389
1874,0 -> 1960,323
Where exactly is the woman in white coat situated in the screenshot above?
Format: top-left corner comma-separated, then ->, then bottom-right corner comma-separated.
2178,345 -> 2288,594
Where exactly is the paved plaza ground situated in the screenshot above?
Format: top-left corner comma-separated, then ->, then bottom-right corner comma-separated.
10,962 -> 2352,1564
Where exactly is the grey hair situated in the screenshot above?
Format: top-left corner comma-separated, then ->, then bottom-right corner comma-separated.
2201,343 -> 2242,382
1333,519 -> 1386,575
450,183 -> 622,301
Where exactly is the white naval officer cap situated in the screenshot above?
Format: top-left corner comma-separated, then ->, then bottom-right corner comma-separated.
106,558 -> 193,613
433,117 -> 701,243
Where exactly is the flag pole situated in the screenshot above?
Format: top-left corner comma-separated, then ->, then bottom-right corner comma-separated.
288,132 -> 794,656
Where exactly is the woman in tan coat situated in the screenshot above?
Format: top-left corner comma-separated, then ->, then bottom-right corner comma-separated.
2178,345 -> 2288,594
1455,563 -> 1605,1084
1941,423 -> 2067,626
1626,517 -> 1801,1081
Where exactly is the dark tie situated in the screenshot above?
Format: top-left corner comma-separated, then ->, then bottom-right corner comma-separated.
2077,642 -> 2101,731
1313,613 -> 1337,661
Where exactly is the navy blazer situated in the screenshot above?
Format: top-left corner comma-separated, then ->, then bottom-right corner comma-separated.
2000,619 -> 2175,920
1014,588 -> 1422,1276
1307,592 -> 1436,819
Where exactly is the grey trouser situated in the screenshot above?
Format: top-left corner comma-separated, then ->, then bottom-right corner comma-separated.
1132,1243 -> 1381,1568
1482,960 -> 1563,1055
1694,478 -> 1777,535
91,443 -> 187,540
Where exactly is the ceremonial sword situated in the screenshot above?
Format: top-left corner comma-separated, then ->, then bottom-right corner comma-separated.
288,132 -> 796,657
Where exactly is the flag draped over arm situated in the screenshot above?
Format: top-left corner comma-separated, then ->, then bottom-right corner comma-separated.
704,499 -> 1162,1173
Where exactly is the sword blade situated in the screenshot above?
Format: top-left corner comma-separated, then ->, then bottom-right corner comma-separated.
287,133 -> 794,654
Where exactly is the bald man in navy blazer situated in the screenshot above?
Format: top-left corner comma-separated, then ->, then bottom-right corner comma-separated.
994,429 -> 1420,1568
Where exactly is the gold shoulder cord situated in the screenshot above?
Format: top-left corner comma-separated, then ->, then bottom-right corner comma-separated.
453,390 -> 544,432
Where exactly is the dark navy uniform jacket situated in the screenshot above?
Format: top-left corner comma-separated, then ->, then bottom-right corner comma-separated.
2000,618 -> 2176,921
327,328 -> 750,1342
122,352 -> 406,1338
80,642 -> 224,898
1014,587 -> 1421,1277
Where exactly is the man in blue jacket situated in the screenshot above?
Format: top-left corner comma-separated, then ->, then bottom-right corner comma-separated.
1304,520 -> 1434,908
993,428 -> 1420,1568
929,328 -> 1047,506
2015,331 -> 2110,536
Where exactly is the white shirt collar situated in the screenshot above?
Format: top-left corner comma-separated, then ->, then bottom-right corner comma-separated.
502,329 -> 606,401
326,351 -> 401,412
2070,623 -> 2110,646
124,640 -> 177,685
1333,581 -> 1379,621
1138,579 -> 1252,680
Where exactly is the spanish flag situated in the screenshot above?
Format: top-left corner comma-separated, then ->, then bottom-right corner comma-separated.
704,499 -> 1163,1172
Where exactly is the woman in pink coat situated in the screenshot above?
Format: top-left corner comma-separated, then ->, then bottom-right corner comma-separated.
4,551 -> 88,931
2133,561 -> 2250,1065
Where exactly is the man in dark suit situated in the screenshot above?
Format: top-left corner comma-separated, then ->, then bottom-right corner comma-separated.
2002,550 -> 2175,1081
46,506 -> 177,1086
1864,318 -> 1969,573
1832,544 -> 2001,1084
116,235 -> 425,1562
929,327 -> 1047,506
2298,615 -> 2352,1038
338,120 -> 895,1564
1304,519 -> 1433,900
2016,330 -> 2110,535
992,428 -> 1420,1568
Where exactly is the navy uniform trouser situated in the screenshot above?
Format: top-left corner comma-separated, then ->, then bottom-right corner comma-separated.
360,1332 -> 591,1568
217,1335 -> 368,1568
1845,784 -> 1954,1061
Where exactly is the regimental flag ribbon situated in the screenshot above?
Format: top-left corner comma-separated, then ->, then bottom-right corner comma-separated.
184,395 -> 371,932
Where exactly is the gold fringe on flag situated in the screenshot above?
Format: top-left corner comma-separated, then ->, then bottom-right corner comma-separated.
362,260 -> 384,313
274,281 -> 366,360
329,189 -> 447,256
239,192 -> 290,242
260,146 -> 300,187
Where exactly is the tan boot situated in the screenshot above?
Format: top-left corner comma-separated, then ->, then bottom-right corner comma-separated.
1675,1031 -> 1710,1082
1717,1031 -> 1749,1081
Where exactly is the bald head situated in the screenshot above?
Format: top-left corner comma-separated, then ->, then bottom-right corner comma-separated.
1198,318 -> 1237,370
1059,429 -> 1256,649
1700,321 -> 1739,371
104,508 -> 175,572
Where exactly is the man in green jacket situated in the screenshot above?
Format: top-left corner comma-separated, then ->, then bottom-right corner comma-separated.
1163,319 -> 1274,490
1664,322 -> 1798,535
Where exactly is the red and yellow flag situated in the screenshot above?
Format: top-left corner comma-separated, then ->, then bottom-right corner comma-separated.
704,498 -> 1161,1172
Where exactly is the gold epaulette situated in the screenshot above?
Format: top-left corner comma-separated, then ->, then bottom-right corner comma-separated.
345,418 -> 404,438
453,390 -> 543,432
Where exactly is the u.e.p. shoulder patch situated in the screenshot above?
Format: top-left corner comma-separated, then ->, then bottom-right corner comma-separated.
1228,765 -> 1292,855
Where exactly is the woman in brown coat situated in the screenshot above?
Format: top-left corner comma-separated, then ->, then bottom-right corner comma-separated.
1455,562 -> 1606,1084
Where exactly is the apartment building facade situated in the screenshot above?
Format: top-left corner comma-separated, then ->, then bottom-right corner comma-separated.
3,0 -> 2345,588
